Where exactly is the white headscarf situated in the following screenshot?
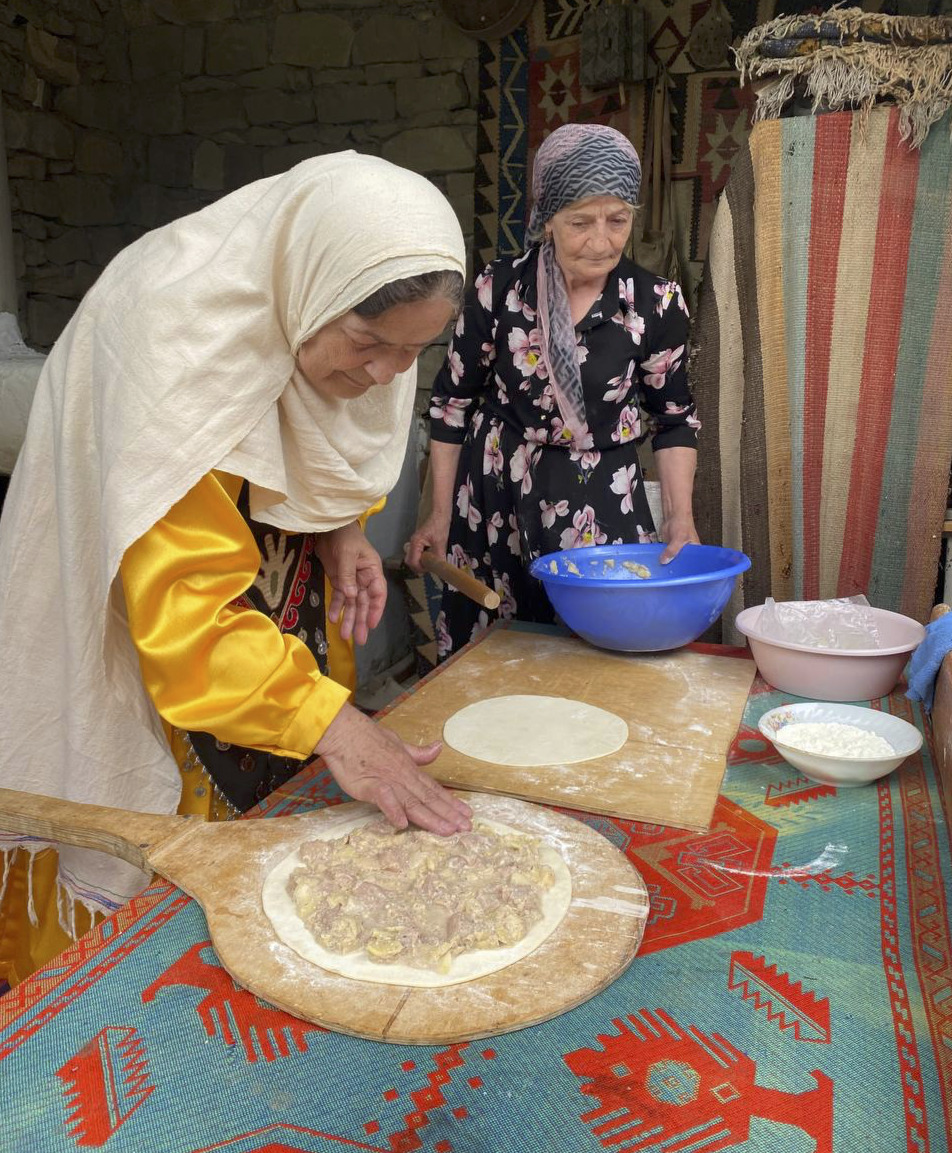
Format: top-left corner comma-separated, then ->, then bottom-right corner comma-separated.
0,152 -> 466,916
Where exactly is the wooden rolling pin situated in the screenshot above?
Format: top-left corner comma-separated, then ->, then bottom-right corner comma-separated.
420,552 -> 500,610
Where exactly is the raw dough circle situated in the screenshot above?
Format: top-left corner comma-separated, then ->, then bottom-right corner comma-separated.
261,815 -> 573,988
442,694 -> 628,766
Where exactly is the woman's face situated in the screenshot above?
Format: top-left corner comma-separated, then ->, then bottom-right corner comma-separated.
297,297 -> 456,401
547,194 -> 634,287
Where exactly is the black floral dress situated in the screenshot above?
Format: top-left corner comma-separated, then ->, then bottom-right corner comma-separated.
428,247 -> 699,659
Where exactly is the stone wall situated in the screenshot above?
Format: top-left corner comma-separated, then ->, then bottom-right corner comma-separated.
0,0 -> 479,349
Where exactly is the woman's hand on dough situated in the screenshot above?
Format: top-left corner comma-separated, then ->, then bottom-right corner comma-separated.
315,703 -> 473,836
659,514 -> 701,564
314,522 -> 387,645
404,511 -> 452,574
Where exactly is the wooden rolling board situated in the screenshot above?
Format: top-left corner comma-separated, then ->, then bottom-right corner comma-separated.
379,629 -> 755,832
0,788 -> 647,1045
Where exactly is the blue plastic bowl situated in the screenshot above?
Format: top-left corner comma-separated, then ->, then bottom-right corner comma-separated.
528,542 -> 751,652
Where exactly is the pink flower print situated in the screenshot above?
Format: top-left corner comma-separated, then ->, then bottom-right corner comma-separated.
469,610 -> 490,642
456,478 -> 482,530
471,409 -> 485,434
576,339 -> 589,365
549,416 -> 573,445
612,405 -> 641,444
482,425 -> 504,476
454,312 -> 465,338
614,278 -> 646,344
603,359 -> 636,403
664,400 -> 689,415
448,348 -> 465,386
687,411 -> 701,431
637,523 -> 657,543
559,505 -> 607,550
478,340 -> 494,368
642,345 -> 685,390
448,544 -> 476,571
476,268 -> 493,311
508,327 -> 547,378
532,384 -> 557,414
509,443 -> 538,496
486,510 -> 505,546
430,395 -> 469,428
493,572 -> 517,618
524,426 -> 549,445
435,610 -> 452,658
610,463 -> 640,514
507,513 -> 522,556
654,279 -> 688,316
569,447 -> 601,471
505,283 -> 535,321
539,498 -> 570,528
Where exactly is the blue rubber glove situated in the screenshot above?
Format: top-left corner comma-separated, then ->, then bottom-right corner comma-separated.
906,613 -> 952,711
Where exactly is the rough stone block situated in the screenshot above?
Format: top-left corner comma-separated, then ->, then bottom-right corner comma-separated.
364,62 -> 422,84
184,87 -> 247,135
131,82 -> 186,135
27,295 -> 79,350
57,176 -> 118,226
12,178 -> 61,219
288,124 -> 349,147
183,27 -> 205,76
205,22 -> 268,75
7,154 -> 46,180
46,229 -> 93,265
55,84 -> 126,132
395,72 -> 468,119
352,14 -> 421,65
148,135 -> 198,187
241,65 -> 311,92
245,126 -> 287,145
222,143 -> 263,189
13,212 -> 49,240
129,183 -> 193,229
129,25 -> 185,80
101,32 -> 131,82
151,0 -> 235,22
245,89 -> 315,127
75,134 -> 125,176
381,126 -> 474,174
272,14 -> 353,69
26,25 -> 81,86
14,1 -> 73,36
73,21 -> 105,48
419,15 -> 478,61
29,261 -> 100,297
3,109 -> 29,150
23,237 -> 46,267
316,83 -> 394,125
23,111 -> 75,160
193,139 -> 224,190
89,225 -> 132,266
309,68 -> 364,86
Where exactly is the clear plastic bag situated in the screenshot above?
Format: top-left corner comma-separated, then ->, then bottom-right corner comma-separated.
758,595 -> 882,650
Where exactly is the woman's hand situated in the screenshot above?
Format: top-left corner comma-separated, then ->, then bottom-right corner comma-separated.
314,522 -> 387,645
316,703 -> 473,836
659,513 -> 701,564
405,510 -> 452,574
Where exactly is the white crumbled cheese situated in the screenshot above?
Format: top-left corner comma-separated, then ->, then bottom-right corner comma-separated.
776,721 -> 894,758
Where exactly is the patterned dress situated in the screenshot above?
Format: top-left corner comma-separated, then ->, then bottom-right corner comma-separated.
429,247 -> 699,659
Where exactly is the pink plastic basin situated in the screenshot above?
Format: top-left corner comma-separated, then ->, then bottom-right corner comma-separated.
734,604 -> 925,701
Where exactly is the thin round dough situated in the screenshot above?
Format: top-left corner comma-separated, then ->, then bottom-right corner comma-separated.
261,815 -> 572,988
443,694 -> 628,766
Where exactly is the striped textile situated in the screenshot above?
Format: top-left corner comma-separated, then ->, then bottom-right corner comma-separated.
693,107 -> 952,641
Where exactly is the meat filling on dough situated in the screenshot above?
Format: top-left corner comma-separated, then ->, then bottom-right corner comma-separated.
287,820 -> 556,973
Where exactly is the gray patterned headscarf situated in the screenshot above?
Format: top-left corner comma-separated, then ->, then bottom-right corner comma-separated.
526,123 -> 642,445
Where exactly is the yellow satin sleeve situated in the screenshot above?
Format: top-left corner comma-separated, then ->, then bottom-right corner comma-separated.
120,471 -> 351,759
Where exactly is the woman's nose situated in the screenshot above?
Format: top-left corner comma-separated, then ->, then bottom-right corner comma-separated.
367,349 -> 416,385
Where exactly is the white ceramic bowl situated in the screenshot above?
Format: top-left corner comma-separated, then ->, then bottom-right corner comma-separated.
735,604 -> 924,701
758,701 -> 922,786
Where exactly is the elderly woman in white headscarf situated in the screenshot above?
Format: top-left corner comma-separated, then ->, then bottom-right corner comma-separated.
407,123 -> 701,658
0,152 -> 471,983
